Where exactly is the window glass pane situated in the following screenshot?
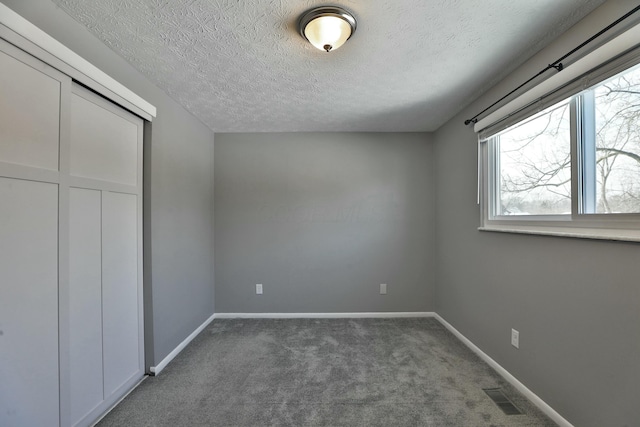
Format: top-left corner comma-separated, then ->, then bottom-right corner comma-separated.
593,64 -> 640,213
493,100 -> 571,216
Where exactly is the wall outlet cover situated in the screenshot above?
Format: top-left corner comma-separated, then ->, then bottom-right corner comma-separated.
256,284 -> 263,295
511,328 -> 519,349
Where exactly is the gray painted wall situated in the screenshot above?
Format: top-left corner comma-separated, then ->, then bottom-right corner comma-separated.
3,0 -> 216,365
215,132 -> 434,313
433,1 -> 640,426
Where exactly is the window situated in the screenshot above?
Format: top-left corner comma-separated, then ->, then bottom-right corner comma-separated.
590,66 -> 640,214
491,99 -> 572,216
481,61 -> 640,240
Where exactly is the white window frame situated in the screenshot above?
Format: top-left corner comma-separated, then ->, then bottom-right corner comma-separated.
479,52 -> 640,242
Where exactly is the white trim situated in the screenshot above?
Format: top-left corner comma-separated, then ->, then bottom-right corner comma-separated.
0,3 -> 156,118
148,310 -> 572,427
149,313 -> 215,375
475,23 -> 640,132
150,312 -> 435,375
214,312 -> 435,319
478,225 -> 640,243
433,314 -> 574,427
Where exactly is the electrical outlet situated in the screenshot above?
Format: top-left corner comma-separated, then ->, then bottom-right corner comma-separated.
511,328 -> 519,349
256,284 -> 263,295
380,284 -> 387,295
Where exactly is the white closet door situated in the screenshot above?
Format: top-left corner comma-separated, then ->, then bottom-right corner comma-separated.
102,191 -> 140,396
68,188 -> 104,424
0,40 -> 66,427
0,178 -> 60,427
66,84 -> 143,426
1,29 -> 145,427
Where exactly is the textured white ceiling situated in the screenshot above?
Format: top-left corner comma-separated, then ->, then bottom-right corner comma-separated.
52,0 -> 607,132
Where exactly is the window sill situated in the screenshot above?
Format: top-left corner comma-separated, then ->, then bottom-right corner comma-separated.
478,224 -> 640,243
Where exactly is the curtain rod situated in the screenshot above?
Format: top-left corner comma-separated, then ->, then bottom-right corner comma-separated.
464,5 -> 640,126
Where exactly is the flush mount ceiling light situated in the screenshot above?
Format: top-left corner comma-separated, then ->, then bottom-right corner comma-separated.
298,6 -> 357,53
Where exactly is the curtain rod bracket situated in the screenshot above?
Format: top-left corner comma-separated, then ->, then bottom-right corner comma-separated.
549,63 -> 564,72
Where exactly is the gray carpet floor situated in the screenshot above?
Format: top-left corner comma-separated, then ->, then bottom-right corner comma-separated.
97,318 -> 558,426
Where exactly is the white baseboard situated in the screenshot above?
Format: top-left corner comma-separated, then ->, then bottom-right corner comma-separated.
149,310 -> 572,427
214,312 -> 435,319
148,312 -> 432,374
149,313 -> 215,375
433,314 -> 574,427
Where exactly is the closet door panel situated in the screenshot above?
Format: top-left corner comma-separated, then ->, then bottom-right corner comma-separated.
0,49 -> 60,171
0,177 -> 59,427
68,188 -> 104,424
69,91 -> 138,186
102,191 -> 140,396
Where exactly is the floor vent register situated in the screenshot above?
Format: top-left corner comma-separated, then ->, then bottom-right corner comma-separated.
483,388 -> 523,415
